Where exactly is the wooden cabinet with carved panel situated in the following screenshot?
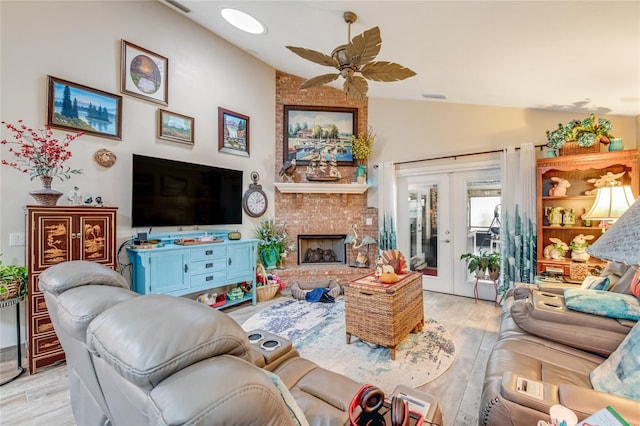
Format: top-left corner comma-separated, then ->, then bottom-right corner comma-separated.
26,206 -> 117,373
536,150 -> 638,276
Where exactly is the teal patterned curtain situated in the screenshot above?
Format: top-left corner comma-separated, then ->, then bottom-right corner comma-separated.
499,144 -> 537,300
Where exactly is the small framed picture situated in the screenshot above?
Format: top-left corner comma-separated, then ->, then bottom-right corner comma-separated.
47,75 -> 123,140
218,107 -> 249,157
121,40 -> 168,105
157,109 -> 194,145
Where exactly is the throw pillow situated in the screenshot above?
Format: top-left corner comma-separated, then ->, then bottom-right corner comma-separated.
609,265 -> 638,295
263,370 -> 310,426
564,288 -> 640,321
630,268 -> 640,299
580,275 -> 612,291
590,321 -> 640,401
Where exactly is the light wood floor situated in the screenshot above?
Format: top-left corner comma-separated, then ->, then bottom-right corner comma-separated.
0,291 -> 501,426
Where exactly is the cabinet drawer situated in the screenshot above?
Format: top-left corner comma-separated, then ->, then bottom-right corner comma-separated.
190,272 -> 226,288
190,245 -> 226,261
32,314 -> 55,335
32,294 -> 49,315
31,332 -> 62,356
190,259 -> 227,275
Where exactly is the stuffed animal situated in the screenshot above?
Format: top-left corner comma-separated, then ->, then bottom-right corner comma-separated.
543,238 -> 569,260
548,177 -> 571,197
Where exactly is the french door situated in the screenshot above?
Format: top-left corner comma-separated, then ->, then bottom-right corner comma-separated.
396,160 -> 501,300
397,173 -> 453,293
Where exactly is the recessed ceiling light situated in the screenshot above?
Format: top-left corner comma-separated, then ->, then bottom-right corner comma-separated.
221,8 -> 265,34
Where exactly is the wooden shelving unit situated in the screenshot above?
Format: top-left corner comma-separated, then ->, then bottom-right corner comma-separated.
536,150 -> 638,275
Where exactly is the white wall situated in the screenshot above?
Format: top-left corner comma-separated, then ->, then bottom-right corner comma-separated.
368,98 -> 639,165
0,1 -> 276,348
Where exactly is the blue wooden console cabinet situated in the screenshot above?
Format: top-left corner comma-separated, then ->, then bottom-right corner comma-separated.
126,231 -> 258,308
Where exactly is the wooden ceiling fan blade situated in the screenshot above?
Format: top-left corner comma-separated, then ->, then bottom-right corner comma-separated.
360,61 -> 417,82
300,73 -> 340,89
346,26 -> 381,66
286,46 -> 338,67
343,76 -> 368,100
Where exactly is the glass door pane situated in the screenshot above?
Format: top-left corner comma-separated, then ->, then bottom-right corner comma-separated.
464,180 -> 501,280
409,185 -> 438,276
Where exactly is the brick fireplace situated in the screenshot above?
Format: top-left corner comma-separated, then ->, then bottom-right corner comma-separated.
273,72 -> 377,284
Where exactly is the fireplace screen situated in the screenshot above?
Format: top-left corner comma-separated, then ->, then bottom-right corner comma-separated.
298,234 -> 347,265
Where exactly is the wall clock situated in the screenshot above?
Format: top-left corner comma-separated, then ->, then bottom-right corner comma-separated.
243,171 -> 268,218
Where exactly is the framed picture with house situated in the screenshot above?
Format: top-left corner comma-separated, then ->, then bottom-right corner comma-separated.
283,105 -> 357,165
218,107 -> 250,157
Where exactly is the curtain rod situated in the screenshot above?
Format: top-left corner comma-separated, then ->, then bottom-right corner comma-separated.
393,143 -> 548,166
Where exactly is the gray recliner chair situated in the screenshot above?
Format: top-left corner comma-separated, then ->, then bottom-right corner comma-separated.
39,260 -> 363,425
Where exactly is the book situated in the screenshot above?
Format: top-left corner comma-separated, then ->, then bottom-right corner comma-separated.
578,406 -> 630,426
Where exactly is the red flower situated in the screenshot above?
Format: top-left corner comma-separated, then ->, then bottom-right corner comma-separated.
1,120 -> 83,181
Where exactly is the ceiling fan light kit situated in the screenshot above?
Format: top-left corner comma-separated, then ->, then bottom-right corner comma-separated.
286,11 -> 416,100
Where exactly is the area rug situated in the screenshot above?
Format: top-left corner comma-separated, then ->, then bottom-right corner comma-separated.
242,297 -> 456,393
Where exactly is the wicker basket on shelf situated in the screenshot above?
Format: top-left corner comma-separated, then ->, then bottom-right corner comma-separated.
0,279 -> 22,301
256,264 -> 279,302
559,141 -> 600,156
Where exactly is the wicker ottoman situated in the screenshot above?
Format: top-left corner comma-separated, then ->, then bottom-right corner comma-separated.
344,272 -> 424,360
290,279 -> 341,300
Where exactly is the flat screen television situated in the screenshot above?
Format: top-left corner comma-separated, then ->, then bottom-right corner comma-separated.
131,154 -> 243,228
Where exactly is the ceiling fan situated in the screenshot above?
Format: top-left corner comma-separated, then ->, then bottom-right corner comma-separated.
286,11 -> 416,100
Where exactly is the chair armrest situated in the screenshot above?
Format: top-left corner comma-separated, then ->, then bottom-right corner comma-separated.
558,384 -> 640,425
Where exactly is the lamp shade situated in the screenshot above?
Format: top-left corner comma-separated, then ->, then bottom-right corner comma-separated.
583,185 -> 635,220
586,197 -> 640,265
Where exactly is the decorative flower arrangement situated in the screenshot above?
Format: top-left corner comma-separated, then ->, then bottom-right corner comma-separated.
254,218 -> 290,260
351,125 -> 375,161
546,114 -> 614,149
1,120 -> 83,180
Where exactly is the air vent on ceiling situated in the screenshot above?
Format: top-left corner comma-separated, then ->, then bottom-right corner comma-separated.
164,0 -> 191,14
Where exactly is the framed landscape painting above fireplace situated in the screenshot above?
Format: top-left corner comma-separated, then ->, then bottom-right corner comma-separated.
283,105 -> 357,165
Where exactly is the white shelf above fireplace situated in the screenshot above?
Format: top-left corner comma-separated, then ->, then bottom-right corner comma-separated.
274,183 -> 370,194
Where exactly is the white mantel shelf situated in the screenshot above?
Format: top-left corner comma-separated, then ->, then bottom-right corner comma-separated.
274,182 -> 370,194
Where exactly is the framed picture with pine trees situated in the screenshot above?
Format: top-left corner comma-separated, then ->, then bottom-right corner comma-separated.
46,75 -> 123,140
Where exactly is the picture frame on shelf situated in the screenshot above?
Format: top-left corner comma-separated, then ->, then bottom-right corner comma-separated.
283,105 -> 357,165
157,109 -> 194,145
47,75 -> 123,140
121,40 -> 168,105
218,107 -> 249,157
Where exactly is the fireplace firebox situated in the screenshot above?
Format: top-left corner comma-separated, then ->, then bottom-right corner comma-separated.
298,234 -> 347,265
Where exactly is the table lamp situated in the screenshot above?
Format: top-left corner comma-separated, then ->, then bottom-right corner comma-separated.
583,184 -> 635,232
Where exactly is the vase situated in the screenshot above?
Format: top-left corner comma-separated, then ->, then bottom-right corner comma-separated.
608,138 -> 624,151
29,176 -> 63,206
356,164 -> 367,184
261,247 -> 279,270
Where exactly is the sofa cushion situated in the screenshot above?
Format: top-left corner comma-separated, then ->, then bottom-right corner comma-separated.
580,275 -> 611,291
564,288 -> 640,321
590,321 -> 640,401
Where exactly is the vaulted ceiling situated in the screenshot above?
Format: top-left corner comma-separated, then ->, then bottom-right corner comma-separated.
160,1 -> 640,116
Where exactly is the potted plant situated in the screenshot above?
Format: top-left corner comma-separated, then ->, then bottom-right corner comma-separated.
460,251 -> 490,279
351,125 -> 375,184
487,251 -> 500,280
0,254 -> 28,300
546,114 -> 614,150
254,218 -> 289,270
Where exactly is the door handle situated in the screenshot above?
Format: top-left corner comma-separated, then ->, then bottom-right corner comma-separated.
441,239 -> 451,243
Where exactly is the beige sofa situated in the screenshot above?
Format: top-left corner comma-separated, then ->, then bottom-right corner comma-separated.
479,283 -> 639,425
